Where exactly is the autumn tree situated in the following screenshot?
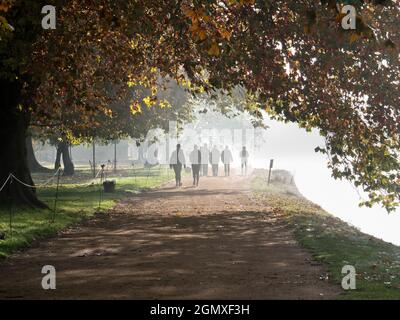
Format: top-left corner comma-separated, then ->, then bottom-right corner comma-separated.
0,0 -> 399,210
29,77 -> 193,176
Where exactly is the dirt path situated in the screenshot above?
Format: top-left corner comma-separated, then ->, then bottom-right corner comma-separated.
0,171 -> 341,299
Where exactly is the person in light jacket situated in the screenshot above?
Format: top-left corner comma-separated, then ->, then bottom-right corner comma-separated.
240,146 -> 249,175
221,146 -> 233,176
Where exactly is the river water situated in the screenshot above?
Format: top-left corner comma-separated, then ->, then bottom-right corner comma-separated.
254,119 -> 400,246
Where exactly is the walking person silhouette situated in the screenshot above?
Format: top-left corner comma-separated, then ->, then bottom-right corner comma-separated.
240,146 -> 249,176
210,145 -> 221,177
200,143 -> 209,177
189,145 -> 201,186
221,146 -> 233,176
169,144 -> 186,187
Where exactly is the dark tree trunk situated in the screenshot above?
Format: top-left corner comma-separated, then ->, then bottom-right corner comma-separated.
0,80 -> 47,208
54,146 -> 61,170
55,141 -> 75,176
26,135 -> 52,173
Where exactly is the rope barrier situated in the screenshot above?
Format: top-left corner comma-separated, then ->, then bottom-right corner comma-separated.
0,168 -> 62,191
0,174 -> 12,193
0,164 -> 109,238
37,167 -> 62,187
9,174 -> 38,189
0,167 -> 105,195
84,167 -> 103,186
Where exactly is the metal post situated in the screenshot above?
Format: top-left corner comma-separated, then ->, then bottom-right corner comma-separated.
8,175 -> 13,239
92,140 -> 96,178
52,166 -> 62,223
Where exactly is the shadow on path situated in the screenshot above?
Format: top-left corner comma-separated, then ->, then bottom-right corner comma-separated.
0,172 -> 341,299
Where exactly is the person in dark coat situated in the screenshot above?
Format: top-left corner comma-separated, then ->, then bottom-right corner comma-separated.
189,145 -> 201,186
169,144 -> 186,187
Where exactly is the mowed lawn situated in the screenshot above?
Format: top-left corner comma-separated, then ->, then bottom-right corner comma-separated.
0,165 -> 172,258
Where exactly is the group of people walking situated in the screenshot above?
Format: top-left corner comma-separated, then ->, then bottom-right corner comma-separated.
169,144 -> 250,188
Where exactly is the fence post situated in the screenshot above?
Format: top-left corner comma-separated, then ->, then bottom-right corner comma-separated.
52,166 -> 62,223
98,164 -> 105,209
92,140 -> 96,178
8,175 -> 13,239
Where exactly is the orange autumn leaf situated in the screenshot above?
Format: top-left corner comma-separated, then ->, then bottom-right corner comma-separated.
0,3 -> 10,12
219,28 -> 231,41
349,32 -> 360,44
208,42 -> 220,56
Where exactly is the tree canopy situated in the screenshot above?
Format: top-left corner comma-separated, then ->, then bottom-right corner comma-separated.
0,0 -> 399,210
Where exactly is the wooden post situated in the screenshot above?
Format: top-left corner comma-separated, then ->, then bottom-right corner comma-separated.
113,141 -> 117,173
267,159 -> 274,185
99,164 -> 105,209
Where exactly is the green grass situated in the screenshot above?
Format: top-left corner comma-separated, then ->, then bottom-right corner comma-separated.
252,169 -> 400,300
0,165 -> 172,259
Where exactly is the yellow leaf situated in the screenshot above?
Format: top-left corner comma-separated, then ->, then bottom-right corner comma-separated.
159,99 -> 171,109
130,101 -> 142,114
143,96 -> 156,107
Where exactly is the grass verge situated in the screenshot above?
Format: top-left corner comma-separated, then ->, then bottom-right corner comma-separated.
252,169 -> 400,299
0,166 -> 172,259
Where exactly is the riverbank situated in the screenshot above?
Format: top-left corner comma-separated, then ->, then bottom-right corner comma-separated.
252,169 -> 400,299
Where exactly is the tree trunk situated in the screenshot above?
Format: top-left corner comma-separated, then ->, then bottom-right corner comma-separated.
26,135 -> 52,173
55,141 -> 75,176
55,146 -> 61,171
0,80 -> 47,208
